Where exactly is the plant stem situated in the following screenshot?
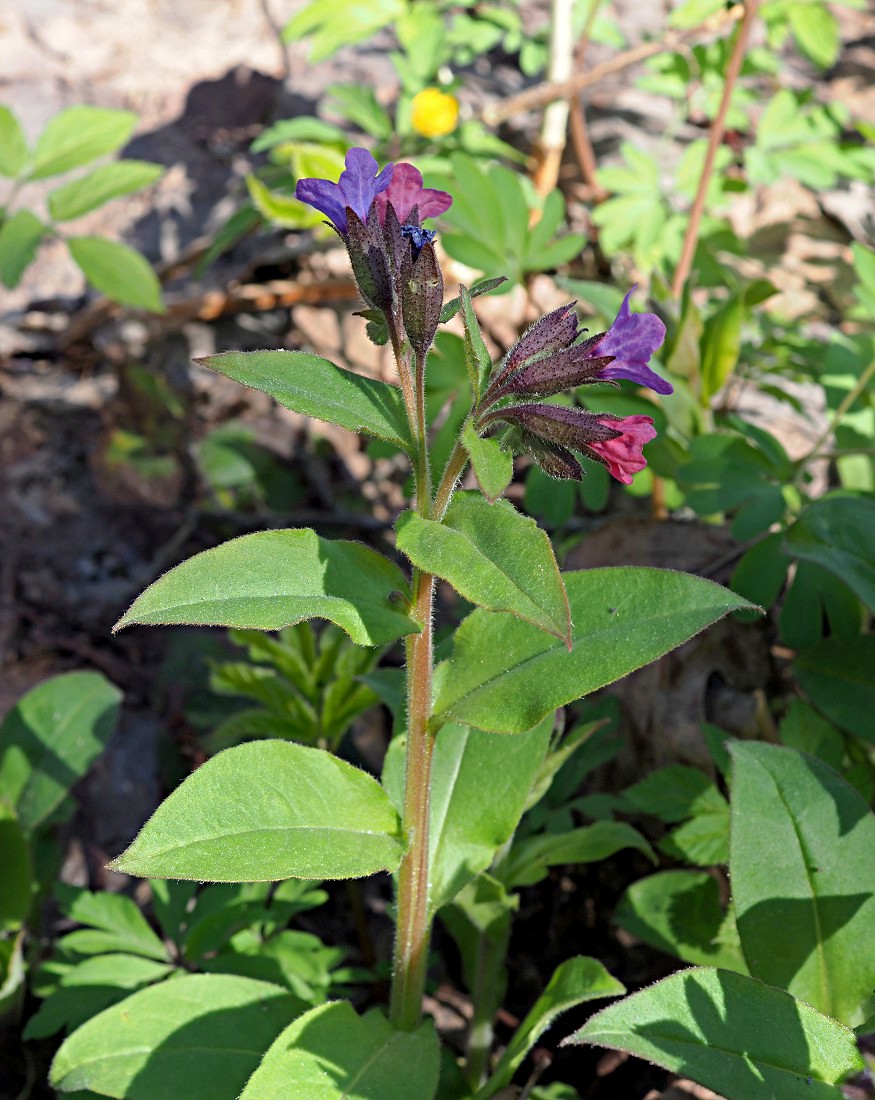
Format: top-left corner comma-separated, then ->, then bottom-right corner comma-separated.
670,0 -> 759,301
390,564 -> 436,1031
389,432 -> 470,1029
795,357 -> 875,488
531,0 -> 575,197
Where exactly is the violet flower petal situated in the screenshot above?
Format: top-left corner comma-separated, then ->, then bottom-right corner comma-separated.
295,147 -> 393,235
294,178 -> 348,234
338,148 -> 394,225
594,288 -> 673,395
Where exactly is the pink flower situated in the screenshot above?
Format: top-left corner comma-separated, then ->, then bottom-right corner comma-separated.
374,163 -> 452,226
587,415 -> 657,484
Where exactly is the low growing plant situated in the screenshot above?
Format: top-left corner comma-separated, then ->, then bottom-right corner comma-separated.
0,104 -> 164,311
44,147 -> 867,1098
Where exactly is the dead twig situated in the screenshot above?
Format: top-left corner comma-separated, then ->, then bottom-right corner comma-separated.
670,0 -> 760,300
481,3 -> 745,127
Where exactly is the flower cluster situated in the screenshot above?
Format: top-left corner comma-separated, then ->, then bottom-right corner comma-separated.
296,149 -> 452,357
478,291 -> 669,483
295,147 -> 671,486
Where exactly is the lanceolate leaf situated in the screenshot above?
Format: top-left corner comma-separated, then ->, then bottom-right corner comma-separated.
569,967 -> 863,1099
196,350 -> 413,451
31,106 -> 138,179
730,742 -> 875,1026
67,236 -> 164,313
114,529 -> 419,647
48,161 -> 163,221
382,717 -> 554,913
50,974 -> 304,1099
238,1001 -> 439,1099
109,740 -> 405,882
480,957 -> 624,1099
396,492 -> 570,644
433,569 -> 756,733
500,821 -> 655,889
0,672 -> 122,833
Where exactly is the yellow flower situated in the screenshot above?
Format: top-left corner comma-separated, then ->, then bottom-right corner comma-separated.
411,88 -> 459,139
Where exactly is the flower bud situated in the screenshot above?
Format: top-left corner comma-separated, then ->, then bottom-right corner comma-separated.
402,239 -> 444,358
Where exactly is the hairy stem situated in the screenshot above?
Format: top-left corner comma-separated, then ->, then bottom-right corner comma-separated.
390,566 -> 436,1031
670,0 -> 759,300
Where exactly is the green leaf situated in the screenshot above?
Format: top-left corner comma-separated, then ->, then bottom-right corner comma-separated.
501,821 -> 656,889
433,569 -> 756,733
384,716 -> 554,913
0,209 -> 46,288
569,967 -> 864,1097
794,637 -> 875,741
778,700 -> 845,770
25,954 -> 174,1040
699,294 -> 744,403
114,529 -> 419,647
0,672 -> 122,833
660,796 -> 730,866
396,493 -> 570,644
196,350 -> 412,451
282,0 -> 406,61
109,740 -> 405,881
623,765 -> 717,823
238,1001 -> 440,1099
0,106 -> 29,177
67,236 -> 163,312
459,284 -> 492,397
54,885 -> 170,961
788,3 -> 839,68
462,424 -> 512,502
50,974 -> 304,1099
784,494 -> 875,612
615,871 -> 747,971
48,161 -> 163,221
31,106 -> 138,180
730,741 -> 875,1026
0,802 -> 32,931
480,957 -> 624,1099
0,933 -> 26,1019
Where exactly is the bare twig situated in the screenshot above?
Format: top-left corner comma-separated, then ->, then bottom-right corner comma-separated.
568,0 -> 608,202
671,0 -> 759,300
482,3 -> 744,126
531,0 -> 576,196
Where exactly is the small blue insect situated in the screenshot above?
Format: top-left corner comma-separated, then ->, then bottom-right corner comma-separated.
401,224 -> 436,259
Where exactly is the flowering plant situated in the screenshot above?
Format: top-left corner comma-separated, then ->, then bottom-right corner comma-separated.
53,149 -> 757,1098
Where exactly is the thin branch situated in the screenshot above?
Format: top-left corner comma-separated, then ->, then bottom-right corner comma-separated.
568,0 -> 608,202
482,4 -> 744,126
670,0 -> 759,300
531,0 -> 576,196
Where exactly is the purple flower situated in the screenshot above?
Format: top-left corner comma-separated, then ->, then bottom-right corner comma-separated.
295,148 -> 394,236
590,287 -> 672,395
374,163 -> 452,226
